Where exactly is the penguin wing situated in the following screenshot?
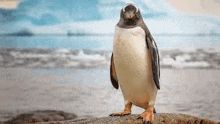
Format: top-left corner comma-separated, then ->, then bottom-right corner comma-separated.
110,53 -> 119,89
146,37 -> 160,89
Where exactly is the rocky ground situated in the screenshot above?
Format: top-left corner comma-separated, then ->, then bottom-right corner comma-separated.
40,113 -> 219,124
2,112 -> 219,124
2,110 -> 77,124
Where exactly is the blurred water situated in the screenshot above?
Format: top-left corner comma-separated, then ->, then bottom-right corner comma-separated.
0,36 -> 113,50
155,35 -> 220,48
0,35 -> 220,50
0,67 -> 219,122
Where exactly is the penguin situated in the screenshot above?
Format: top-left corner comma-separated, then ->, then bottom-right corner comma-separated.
110,3 -> 160,124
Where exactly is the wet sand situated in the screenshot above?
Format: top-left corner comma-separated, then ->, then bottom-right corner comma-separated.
0,67 -> 219,122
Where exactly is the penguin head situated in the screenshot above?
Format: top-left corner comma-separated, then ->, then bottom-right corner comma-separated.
119,4 -> 142,26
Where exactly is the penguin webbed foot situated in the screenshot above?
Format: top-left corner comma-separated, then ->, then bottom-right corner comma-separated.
139,107 -> 154,124
110,101 -> 132,117
109,111 -> 131,116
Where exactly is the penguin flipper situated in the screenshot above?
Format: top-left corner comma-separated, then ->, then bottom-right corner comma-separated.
146,37 -> 160,90
110,53 -> 119,89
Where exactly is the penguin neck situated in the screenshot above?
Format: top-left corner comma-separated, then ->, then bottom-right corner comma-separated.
117,17 -> 144,29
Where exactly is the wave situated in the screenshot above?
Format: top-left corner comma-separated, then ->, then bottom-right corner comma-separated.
0,47 -> 111,68
0,47 -> 220,69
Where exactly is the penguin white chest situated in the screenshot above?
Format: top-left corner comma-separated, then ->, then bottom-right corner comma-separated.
113,26 -> 157,108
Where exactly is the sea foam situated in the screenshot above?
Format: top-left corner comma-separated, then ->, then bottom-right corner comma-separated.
0,47 -> 220,69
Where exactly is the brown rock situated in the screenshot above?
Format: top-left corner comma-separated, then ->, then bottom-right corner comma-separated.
40,113 -> 218,124
4,110 -> 77,124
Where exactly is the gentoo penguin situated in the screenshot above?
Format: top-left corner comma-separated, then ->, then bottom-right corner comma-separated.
110,3 -> 160,123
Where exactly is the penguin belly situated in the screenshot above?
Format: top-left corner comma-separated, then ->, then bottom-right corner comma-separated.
113,26 -> 158,108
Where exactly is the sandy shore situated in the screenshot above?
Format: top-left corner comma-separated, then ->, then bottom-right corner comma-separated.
0,67 -> 220,122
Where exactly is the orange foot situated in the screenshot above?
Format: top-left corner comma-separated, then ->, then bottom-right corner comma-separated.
110,101 -> 132,116
109,110 -> 131,116
138,107 -> 154,124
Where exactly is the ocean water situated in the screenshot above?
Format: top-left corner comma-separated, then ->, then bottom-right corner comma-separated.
0,67 -> 219,122
0,35 -> 220,49
0,36 -> 113,50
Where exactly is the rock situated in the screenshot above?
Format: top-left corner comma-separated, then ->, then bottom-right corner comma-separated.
40,114 -> 218,124
4,110 -> 77,124
5,29 -> 34,37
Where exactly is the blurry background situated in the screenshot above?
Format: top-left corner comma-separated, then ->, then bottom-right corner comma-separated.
0,0 -> 220,123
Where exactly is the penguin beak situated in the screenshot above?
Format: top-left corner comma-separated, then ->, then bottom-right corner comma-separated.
124,11 -> 135,20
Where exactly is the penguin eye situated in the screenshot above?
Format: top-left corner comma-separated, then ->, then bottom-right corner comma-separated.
122,7 -> 126,13
135,6 -> 139,13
